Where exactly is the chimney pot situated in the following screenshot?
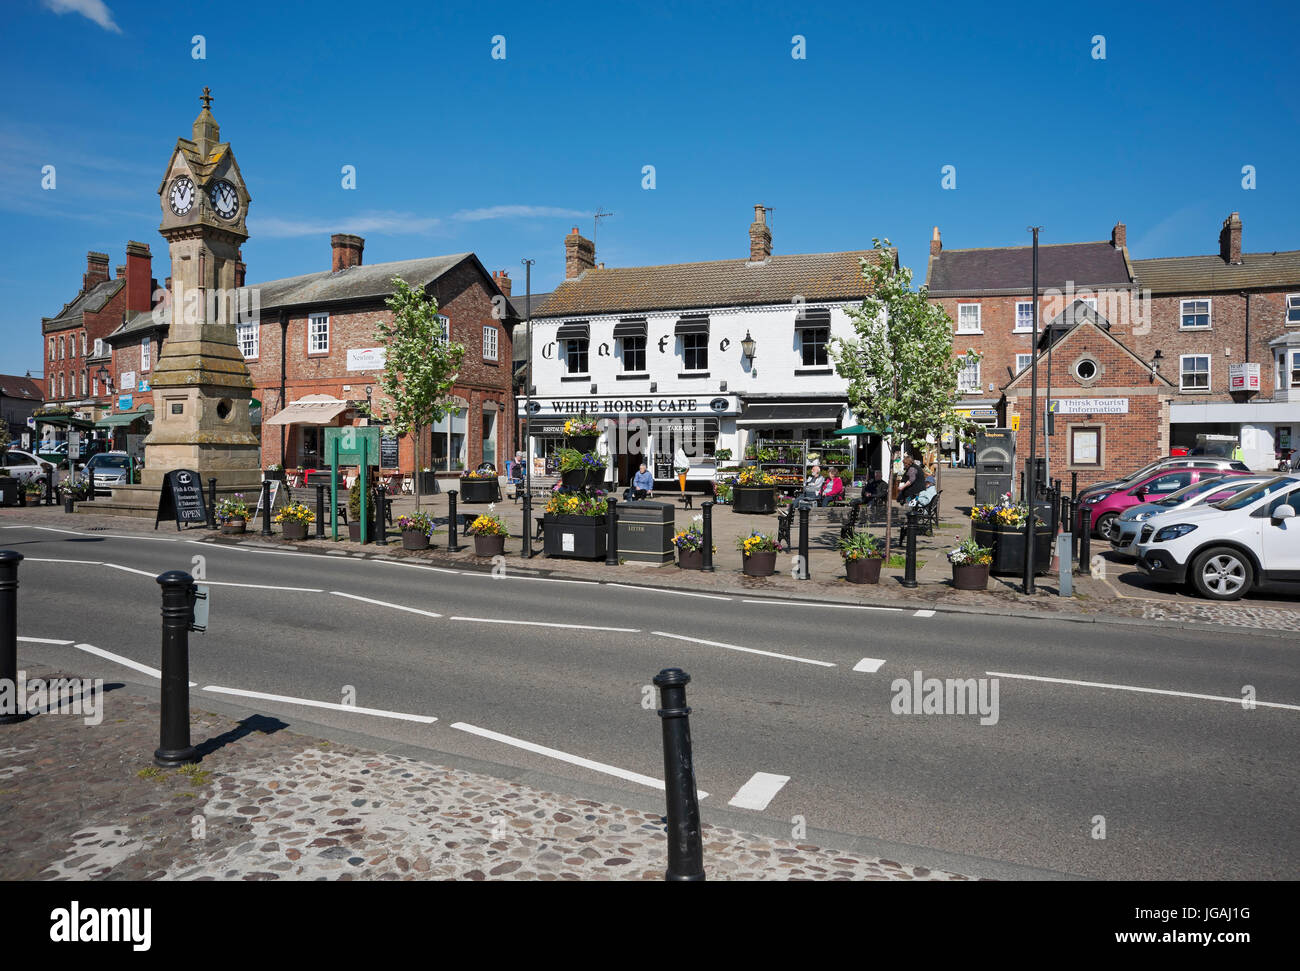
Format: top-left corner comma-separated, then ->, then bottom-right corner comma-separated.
565,227 -> 596,279
1219,212 -> 1242,265
331,233 -> 365,272
83,251 -> 110,290
929,226 -> 942,257
748,205 -> 772,262
1111,221 -> 1126,249
125,240 -> 153,314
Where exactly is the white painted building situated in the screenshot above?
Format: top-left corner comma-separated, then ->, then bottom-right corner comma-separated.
516,208 -> 894,487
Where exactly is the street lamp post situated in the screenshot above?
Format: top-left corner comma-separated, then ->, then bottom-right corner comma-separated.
521,258 -> 536,558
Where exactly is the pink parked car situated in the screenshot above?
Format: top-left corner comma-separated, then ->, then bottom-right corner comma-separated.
1078,467 -> 1255,541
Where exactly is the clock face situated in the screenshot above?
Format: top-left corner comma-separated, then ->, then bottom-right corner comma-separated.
168,176 -> 195,216
209,179 -> 239,220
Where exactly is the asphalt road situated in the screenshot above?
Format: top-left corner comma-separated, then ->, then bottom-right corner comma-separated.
3,522 -> 1297,880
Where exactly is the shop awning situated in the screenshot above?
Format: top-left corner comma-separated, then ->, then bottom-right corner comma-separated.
265,394 -> 350,427
674,316 -> 709,336
613,318 -> 647,339
94,404 -> 154,428
249,397 -> 262,426
834,424 -> 891,436
738,403 -> 844,425
555,322 -> 589,341
794,308 -> 831,328
34,412 -> 98,430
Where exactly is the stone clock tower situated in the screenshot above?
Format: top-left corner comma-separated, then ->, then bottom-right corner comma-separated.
142,88 -> 262,492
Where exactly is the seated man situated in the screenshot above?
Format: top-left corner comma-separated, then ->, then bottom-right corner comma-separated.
819,474 -> 844,506
861,469 -> 887,503
803,463 -> 826,502
628,462 -> 655,500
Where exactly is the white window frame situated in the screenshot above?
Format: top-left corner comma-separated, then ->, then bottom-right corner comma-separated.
1180,298 -> 1212,330
49,338 -> 55,361
1070,426 -> 1101,466
1015,353 -> 1033,374
141,337 -> 150,371
619,335 -> 647,372
1180,353 -> 1211,391
957,303 -> 982,334
81,332 -> 87,356
482,325 -> 498,361
1081,297 -> 1098,310
81,371 -> 87,396
59,336 -> 65,360
91,373 -> 98,397
1285,349 -> 1300,390
1014,301 -> 1034,333
957,358 -> 981,392
236,320 -> 259,359
93,338 -> 103,357
1286,294 -> 1300,327
308,312 -> 330,354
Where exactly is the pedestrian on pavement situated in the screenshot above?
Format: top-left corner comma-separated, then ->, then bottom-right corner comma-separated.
898,454 -> 926,503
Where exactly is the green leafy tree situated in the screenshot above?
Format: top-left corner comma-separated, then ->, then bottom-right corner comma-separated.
375,277 -> 465,509
830,239 -> 980,559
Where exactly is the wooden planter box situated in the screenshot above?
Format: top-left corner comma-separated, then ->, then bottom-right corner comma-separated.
457,477 -> 499,503
542,514 -> 607,559
281,521 -> 308,541
220,518 -> 247,535
742,550 -> 778,577
402,530 -> 430,550
951,563 -> 990,590
733,484 -> 777,514
473,533 -> 506,557
845,556 -> 883,584
972,523 -> 1054,576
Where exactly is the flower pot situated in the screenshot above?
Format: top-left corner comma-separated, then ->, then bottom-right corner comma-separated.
567,434 -> 598,453
473,533 -> 506,557
677,548 -> 704,570
458,477 -> 499,503
281,521 -> 307,541
742,550 -> 777,577
560,468 -> 602,491
402,529 -> 430,551
220,518 -> 246,535
951,563 -> 990,590
542,514 -> 607,559
732,484 -> 777,514
972,523 -> 1054,576
845,556 -> 883,584
348,522 -> 362,542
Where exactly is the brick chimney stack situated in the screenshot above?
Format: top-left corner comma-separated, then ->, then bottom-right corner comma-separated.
492,270 -> 512,296
565,226 -> 595,279
331,233 -> 365,272
1111,221 -> 1126,249
749,205 -> 772,262
929,226 -> 942,257
125,241 -> 153,314
83,251 -> 110,290
1219,212 -> 1243,265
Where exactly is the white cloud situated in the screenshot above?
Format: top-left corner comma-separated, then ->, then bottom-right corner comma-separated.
254,210 -> 443,238
41,0 -> 122,33
452,204 -> 589,222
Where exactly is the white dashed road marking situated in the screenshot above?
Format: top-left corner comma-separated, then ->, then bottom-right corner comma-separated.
853,658 -> 887,673
727,772 -> 790,811
989,671 -> 1300,713
203,686 -> 438,723
651,631 -> 835,667
914,609 -> 936,617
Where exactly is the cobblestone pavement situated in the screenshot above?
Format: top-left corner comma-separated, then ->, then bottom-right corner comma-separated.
7,499 -> 1299,636
0,665 -> 971,881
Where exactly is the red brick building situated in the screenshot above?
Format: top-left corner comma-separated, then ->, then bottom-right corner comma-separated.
239,235 -> 515,478
41,244 -> 158,415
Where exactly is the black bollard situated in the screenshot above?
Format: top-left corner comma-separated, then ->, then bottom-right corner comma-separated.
446,490 -> 463,552
260,479 -> 272,536
521,493 -> 533,558
902,508 -> 919,588
653,668 -> 704,881
44,470 -> 53,507
315,484 -> 326,540
84,471 -> 95,502
63,492 -> 74,514
0,551 -> 25,724
797,503 -> 810,580
1071,471 -> 1078,505
206,478 -> 217,529
154,571 -> 198,767
605,497 -> 619,566
700,501 -> 715,572
1078,507 -> 1092,576
375,483 -> 387,546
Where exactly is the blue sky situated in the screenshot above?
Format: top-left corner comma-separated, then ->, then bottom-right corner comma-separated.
3,0 -> 1298,378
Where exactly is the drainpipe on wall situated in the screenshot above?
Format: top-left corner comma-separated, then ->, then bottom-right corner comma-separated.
1241,292 -> 1250,365
279,310 -> 288,467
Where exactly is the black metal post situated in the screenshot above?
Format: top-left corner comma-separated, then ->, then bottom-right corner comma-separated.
902,509 -> 919,588
1019,471 -> 1025,503
154,570 -> 198,767
446,490 -> 463,552
700,501 -> 715,572
375,483 -> 387,546
1049,481 -> 1060,538
0,551 -> 25,724
797,503 -> 810,579
521,493 -> 533,558
206,478 -> 216,529
1071,471 -> 1078,505
260,479 -> 272,536
605,497 -> 619,566
1024,225 -> 1041,596
84,470 -> 94,502
315,484 -> 326,540
63,492 -> 74,513
1078,507 -> 1092,576
653,668 -> 704,882
44,469 -> 53,506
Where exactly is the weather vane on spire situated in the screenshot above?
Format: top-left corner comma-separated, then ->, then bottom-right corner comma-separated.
200,86 -> 213,110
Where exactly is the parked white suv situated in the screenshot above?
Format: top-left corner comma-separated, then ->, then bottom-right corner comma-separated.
1134,475 -> 1300,600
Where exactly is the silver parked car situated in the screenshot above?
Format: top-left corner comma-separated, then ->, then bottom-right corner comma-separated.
84,451 -> 133,495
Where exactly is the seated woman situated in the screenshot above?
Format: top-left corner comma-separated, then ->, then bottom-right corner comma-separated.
906,477 -> 937,509
818,474 -> 844,506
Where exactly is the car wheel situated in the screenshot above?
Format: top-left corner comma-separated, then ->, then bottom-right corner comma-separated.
1190,547 -> 1254,601
1095,512 -> 1120,541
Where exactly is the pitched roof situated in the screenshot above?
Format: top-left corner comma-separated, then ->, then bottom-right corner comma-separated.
0,374 -> 45,401
1003,316 -> 1174,393
536,250 -> 891,318
105,309 -> 166,345
508,291 -> 554,364
927,242 -> 1133,295
244,253 -> 483,312
1132,250 -> 1300,293
43,278 -> 124,331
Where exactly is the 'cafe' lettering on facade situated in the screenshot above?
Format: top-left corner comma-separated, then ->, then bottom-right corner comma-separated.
529,395 -> 739,417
